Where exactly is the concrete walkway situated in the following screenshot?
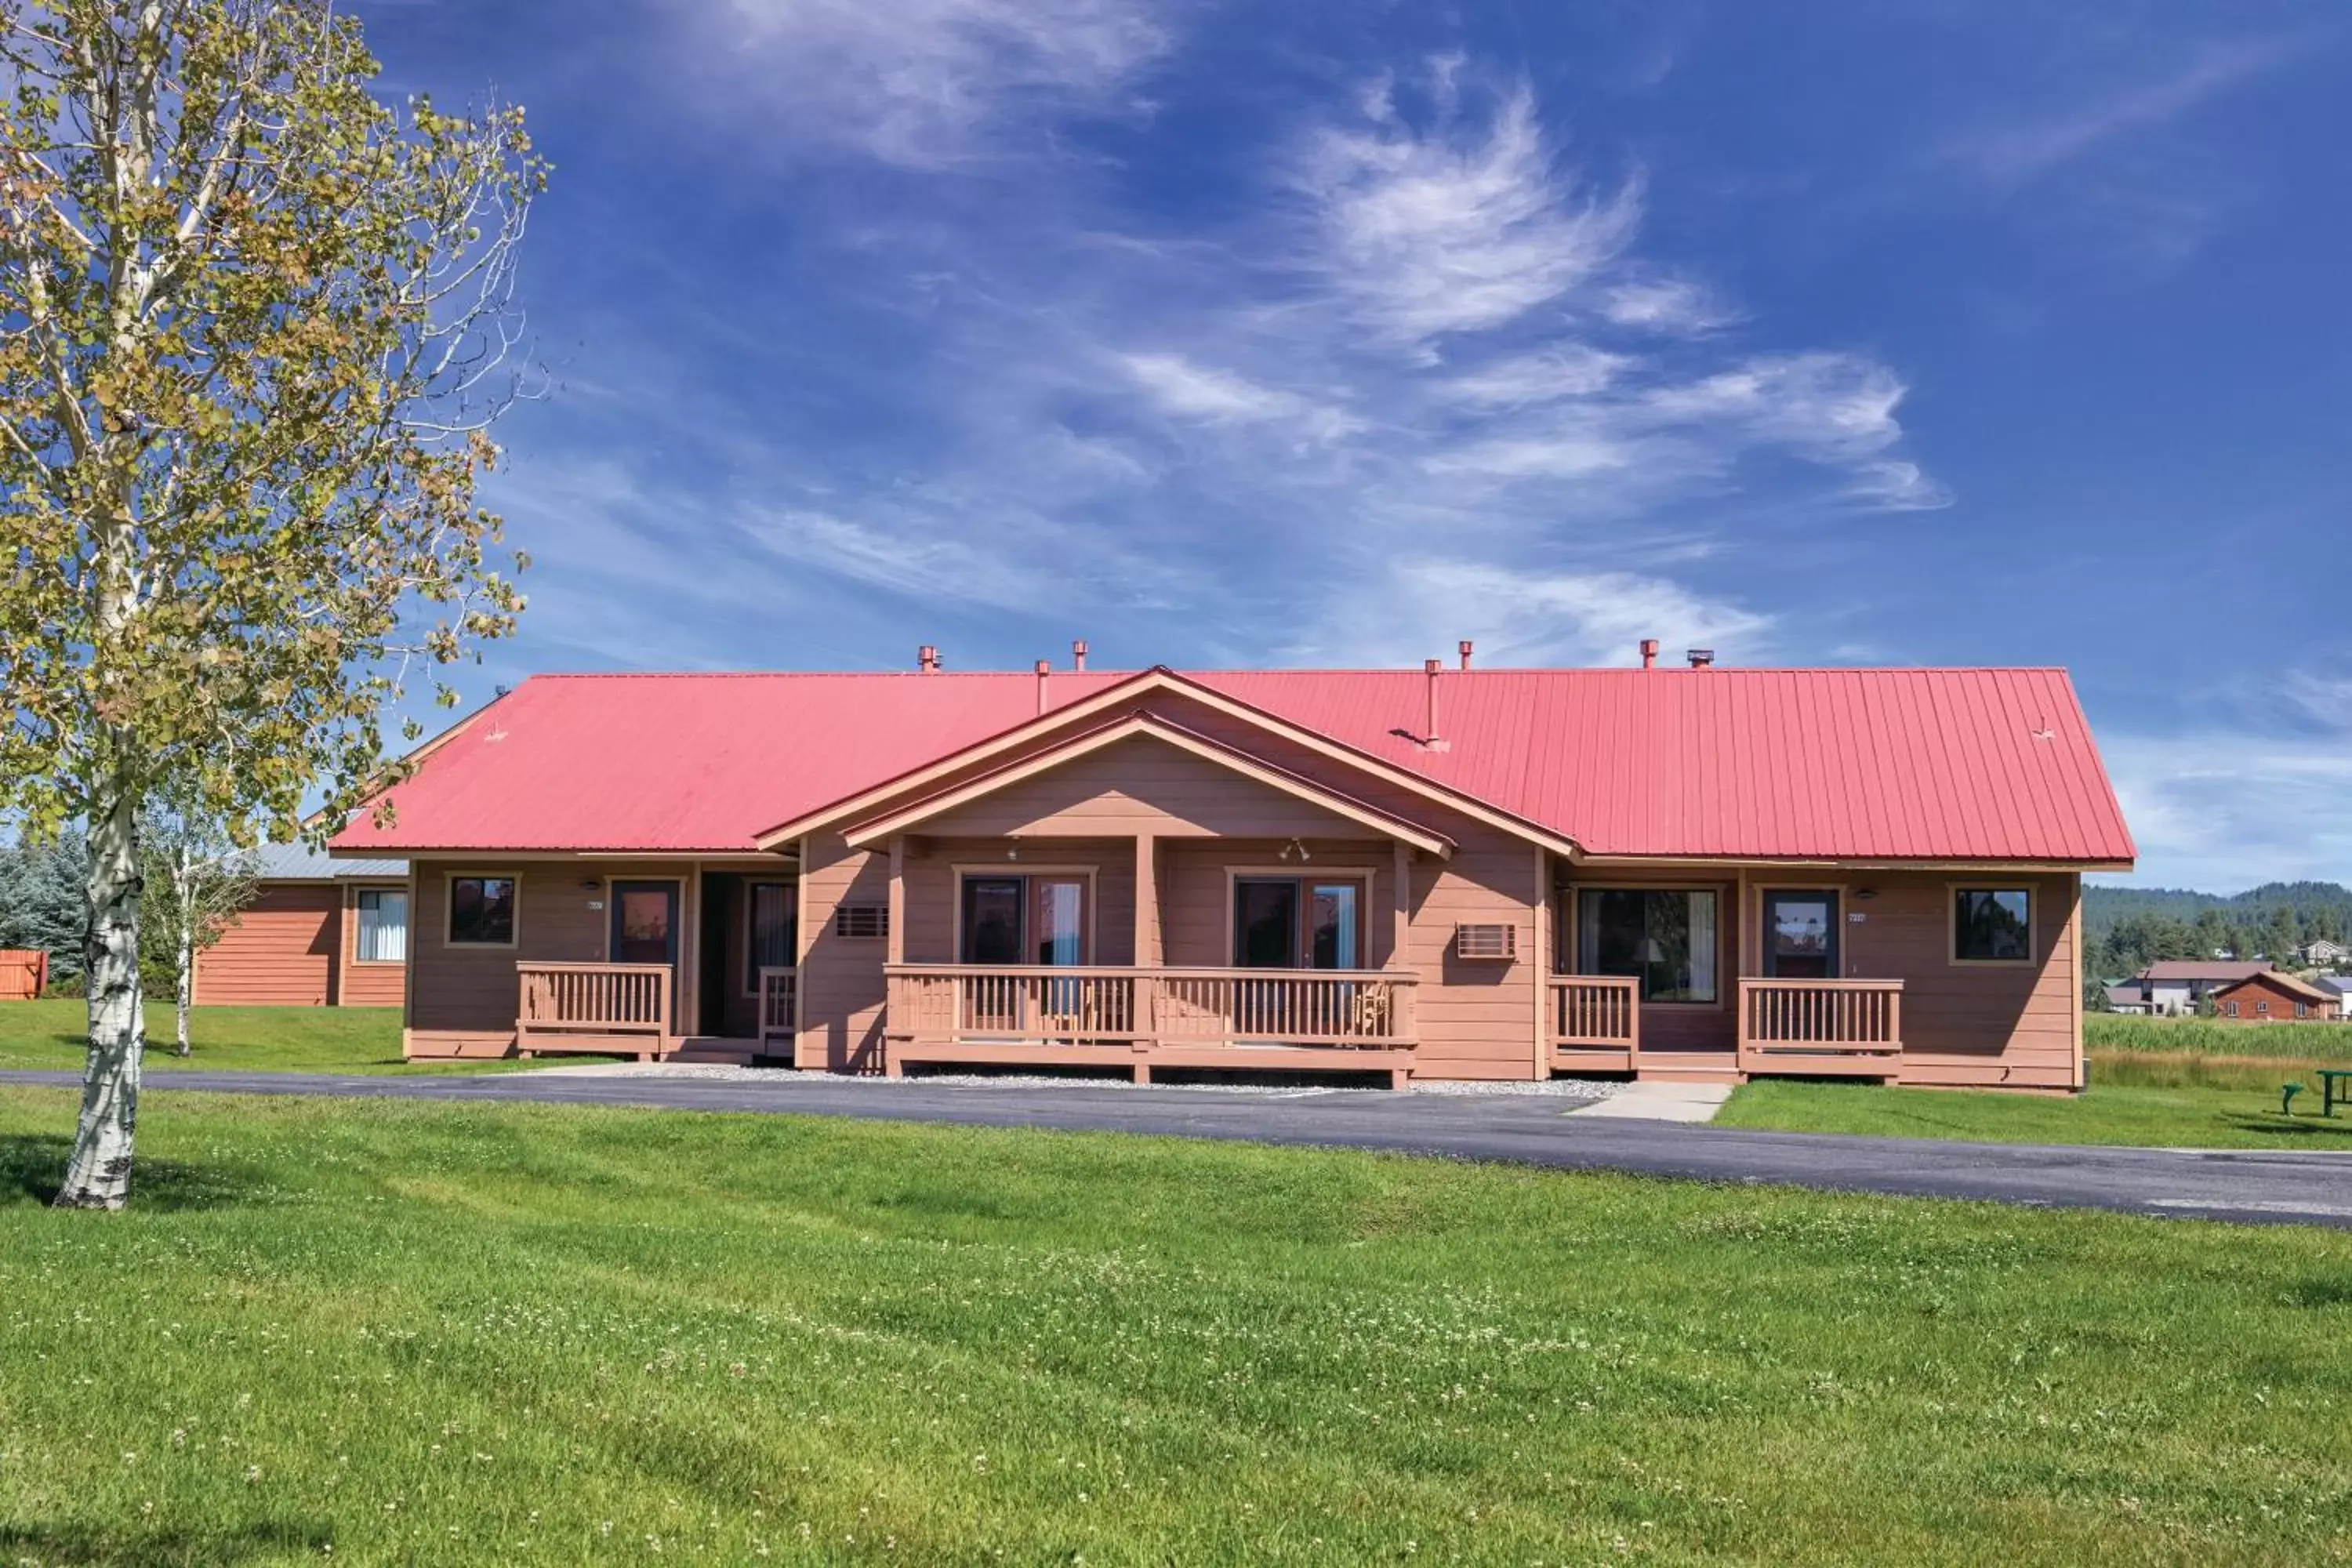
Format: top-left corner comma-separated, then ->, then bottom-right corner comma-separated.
1569,1080 -> 1733,1123
3,1068 -> 2349,1228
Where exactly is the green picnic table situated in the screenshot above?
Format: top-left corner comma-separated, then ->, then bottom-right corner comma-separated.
2320,1069 -> 2352,1118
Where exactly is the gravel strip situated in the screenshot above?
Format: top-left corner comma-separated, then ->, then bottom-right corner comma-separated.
518,1061 -> 1622,1101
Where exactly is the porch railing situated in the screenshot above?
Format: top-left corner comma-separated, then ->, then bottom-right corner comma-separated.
516,961 -> 673,1054
1737,978 -> 1902,1074
1548,976 -> 1640,1065
757,966 -> 798,1050
884,965 -> 1417,1050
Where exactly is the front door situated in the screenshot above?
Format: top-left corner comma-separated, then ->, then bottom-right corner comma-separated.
610,880 -> 680,967
1762,889 -> 1839,980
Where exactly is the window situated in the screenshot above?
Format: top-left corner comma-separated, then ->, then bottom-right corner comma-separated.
1232,877 -> 1365,970
833,903 -> 888,940
2297,1002 -> 2311,1018
447,876 -> 515,946
354,888 -> 408,964
1953,888 -> 2032,963
959,875 -> 1088,965
1577,889 -> 1717,1003
746,883 -> 797,989
2256,1000 -> 2270,1015
2226,1001 -> 2240,1017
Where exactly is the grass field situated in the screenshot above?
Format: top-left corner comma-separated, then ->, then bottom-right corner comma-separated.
0,998 -> 536,1075
2085,1011 -> 2352,1059
1720,1014 -> 2352,1149
2,1087 -> 2349,1565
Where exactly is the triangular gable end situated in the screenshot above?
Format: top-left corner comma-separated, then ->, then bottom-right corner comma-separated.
753,666 -> 1579,858
838,711 -> 1455,856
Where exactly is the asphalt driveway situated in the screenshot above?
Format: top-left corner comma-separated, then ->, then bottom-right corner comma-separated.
5,1067 -> 2350,1229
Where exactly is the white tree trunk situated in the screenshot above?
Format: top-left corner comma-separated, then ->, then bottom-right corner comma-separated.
175,880 -> 193,1058
56,787 -> 144,1209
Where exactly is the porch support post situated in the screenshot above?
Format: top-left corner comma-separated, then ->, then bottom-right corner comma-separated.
1530,847 -> 1548,1080
1134,832 -> 1159,966
1390,840 -> 1411,971
887,835 -> 906,966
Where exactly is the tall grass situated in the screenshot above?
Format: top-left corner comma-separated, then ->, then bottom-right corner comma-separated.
2086,1011 -> 2352,1060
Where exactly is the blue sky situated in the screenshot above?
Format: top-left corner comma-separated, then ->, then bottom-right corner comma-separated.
358,0 -> 2348,891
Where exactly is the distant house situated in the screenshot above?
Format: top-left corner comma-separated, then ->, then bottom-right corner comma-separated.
2101,982 -> 2151,1015
2314,976 -> 2352,1018
2132,960 -> 2278,1016
194,844 -> 409,1007
2303,937 -> 2349,967
2211,969 -> 2339,1023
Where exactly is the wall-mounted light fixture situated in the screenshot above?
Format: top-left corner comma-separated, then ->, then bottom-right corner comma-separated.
1853,887 -> 1878,902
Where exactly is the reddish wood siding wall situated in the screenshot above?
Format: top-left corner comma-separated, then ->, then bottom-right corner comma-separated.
1837,870 -> 2078,1087
339,882 -> 408,1007
798,833 -> 891,1071
194,884 -> 340,1006
2212,971 -> 2332,1022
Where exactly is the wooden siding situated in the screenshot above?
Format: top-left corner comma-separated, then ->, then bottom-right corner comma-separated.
2212,971 -> 2336,1022
900,837 -> 1137,965
906,733 -> 1393,842
194,884 -> 339,1006
339,882 -> 408,1007
797,832 -> 891,1072
405,858 -> 791,1051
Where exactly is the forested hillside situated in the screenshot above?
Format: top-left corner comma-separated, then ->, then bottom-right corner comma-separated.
2083,881 -> 2352,982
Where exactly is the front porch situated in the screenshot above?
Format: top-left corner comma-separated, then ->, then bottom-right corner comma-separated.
512,960 -> 798,1062
1548,975 -> 1904,1083
884,963 -> 1418,1086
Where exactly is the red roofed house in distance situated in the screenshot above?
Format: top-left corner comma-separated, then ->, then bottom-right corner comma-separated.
330,641 -> 2134,1091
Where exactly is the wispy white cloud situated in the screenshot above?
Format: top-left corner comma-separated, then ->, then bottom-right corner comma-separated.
1116,352 -> 1363,441
1941,36 -> 2300,188
1600,277 -> 1733,333
2099,730 -> 2352,890
711,0 -> 1178,164
1290,561 -> 1774,668
517,47 -> 1945,684
1293,80 -> 1643,350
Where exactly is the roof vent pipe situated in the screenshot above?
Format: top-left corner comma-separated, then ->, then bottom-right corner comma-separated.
1423,658 -> 1450,751
1640,638 -> 1659,670
1072,638 -> 1088,672
1034,659 -> 1051,715
1457,639 -> 1474,671
917,644 -> 939,673
1687,648 -> 1715,670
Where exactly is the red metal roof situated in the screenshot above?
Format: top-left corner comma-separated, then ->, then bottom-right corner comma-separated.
331,665 -> 2136,864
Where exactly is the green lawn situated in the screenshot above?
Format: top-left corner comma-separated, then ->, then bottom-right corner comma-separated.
1720,1028 -> 2352,1150
1720,1075 -> 2352,1150
2,1090 -> 2350,1564
0,997 -> 543,1075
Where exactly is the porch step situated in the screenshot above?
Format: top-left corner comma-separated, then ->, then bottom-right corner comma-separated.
666,1036 -> 786,1066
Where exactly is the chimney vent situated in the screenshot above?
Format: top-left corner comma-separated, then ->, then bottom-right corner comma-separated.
1639,638 -> 1659,670
1457,639 -> 1474,671
1072,638 -> 1088,672
917,644 -> 939,673
1422,658 -> 1450,751
1034,658 -> 1051,714
1686,648 -> 1715,670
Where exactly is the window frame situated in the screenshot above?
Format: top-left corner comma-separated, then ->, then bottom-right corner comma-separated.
950,865 -> 1101,966
1948,884 -> 2037,967
442,871 -> 520,949
742,880 -> 800,996
350,884 -> 409,966
1568,885 -> 1723,1007
1220,867 -> 1376,971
